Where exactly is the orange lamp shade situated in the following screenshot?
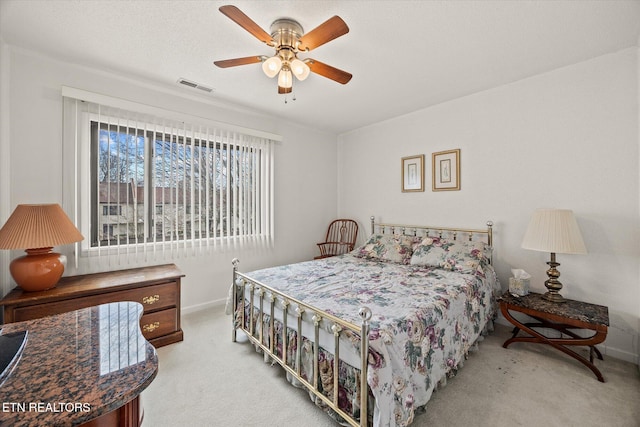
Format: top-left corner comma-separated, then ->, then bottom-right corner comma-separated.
0,204 -> 83,292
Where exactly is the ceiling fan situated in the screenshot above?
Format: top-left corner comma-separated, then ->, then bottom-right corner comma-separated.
213,5 -> 352,94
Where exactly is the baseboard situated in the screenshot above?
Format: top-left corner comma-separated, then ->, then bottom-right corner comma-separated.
182,298 -> 226,315
603,345 -> 639,366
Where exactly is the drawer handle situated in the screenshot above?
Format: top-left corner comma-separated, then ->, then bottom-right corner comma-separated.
143,322 -> 160,333
142,295 -> 160,305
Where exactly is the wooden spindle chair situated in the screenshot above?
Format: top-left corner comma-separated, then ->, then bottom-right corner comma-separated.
314,219 -> 358,259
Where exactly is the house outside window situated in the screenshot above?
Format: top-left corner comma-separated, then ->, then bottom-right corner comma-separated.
90,120 -> 269,248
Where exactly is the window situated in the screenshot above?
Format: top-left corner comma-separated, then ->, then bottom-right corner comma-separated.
102,224 -> 115,238
90,121 -> 269,248
102,205 -> 122,216
63,87 -> 277,259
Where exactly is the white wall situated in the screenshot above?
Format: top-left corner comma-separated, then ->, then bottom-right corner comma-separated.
338,48 -> 640,364
0,38 -> 11,296
0,47 -> 339,311
2,43 -> 638,365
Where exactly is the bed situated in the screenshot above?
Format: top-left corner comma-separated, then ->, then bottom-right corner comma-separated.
229,217 -> 499,427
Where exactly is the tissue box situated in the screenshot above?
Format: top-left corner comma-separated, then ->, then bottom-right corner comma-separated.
509,277 -> 530,296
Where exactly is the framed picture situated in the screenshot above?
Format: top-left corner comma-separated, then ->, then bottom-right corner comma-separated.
401,155 -> 424,192
432,149 -> 460,191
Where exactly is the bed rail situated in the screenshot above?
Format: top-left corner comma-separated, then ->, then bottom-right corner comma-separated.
231,258 -> 371,427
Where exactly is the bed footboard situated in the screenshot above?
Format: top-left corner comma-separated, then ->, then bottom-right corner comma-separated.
231,258 -> 372,427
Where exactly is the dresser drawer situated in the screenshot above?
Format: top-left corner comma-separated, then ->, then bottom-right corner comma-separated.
12,282 -> 178,322
120,282 -> 178,312
140,308 -> 178,340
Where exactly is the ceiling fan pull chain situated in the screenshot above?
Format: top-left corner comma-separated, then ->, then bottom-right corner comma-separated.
284,94 -> 297,104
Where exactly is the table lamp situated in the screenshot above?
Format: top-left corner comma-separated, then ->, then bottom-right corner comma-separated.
0,204 -> 84,292
521,208 -> 587,303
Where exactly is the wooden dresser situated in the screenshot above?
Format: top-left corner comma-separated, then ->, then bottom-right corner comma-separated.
0,263 -> 184,348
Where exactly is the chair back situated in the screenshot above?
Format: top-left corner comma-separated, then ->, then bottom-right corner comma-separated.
317,219 -> 358,258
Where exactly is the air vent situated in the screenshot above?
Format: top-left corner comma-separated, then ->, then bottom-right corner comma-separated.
177,78 -> 214,93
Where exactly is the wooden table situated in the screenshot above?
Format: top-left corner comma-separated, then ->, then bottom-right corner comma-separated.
0,301 -> 158,426
499,291 -> 609,382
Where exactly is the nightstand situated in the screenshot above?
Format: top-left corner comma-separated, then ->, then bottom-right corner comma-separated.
499,291 -> 609,382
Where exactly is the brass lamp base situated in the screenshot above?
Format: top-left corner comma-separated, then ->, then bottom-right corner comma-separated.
542,252 -> 566,303
542,290 -> 566,303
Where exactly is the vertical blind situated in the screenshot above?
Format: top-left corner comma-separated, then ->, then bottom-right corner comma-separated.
62,87 -> 276,266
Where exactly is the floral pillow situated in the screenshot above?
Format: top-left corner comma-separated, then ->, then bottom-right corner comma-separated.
410,236 -> 489,273
353,233 -> 415,264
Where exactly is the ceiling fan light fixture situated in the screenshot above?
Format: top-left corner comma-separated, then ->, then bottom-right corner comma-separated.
262,55 -> 282,78
215,6 -> 352,95
278,68 -> 293,89
290,58 -> 310,81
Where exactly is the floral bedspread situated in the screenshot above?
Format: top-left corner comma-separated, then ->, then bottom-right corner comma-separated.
240,254 -> 500,427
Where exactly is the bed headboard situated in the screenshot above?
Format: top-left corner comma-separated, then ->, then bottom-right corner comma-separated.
370,216 -> 494,250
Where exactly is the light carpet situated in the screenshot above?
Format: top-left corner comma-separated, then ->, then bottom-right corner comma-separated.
142,306 -> 640,427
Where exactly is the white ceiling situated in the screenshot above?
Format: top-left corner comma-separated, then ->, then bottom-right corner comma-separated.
1,1 -> 639,135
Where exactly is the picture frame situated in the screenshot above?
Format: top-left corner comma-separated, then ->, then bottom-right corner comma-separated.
401,155 -> 424,192
432,149 -> 460,191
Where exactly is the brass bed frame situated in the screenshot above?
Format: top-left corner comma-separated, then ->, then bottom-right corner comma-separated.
231,217 -> 493,427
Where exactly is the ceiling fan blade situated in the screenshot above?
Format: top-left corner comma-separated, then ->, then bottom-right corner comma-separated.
214,56 -> 263,68
298,16 -> 349,51
219,5 -> 273,45
307,60 -> 352,84
278,86 -> 292,94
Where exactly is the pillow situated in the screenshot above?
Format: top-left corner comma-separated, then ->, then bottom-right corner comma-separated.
353,233 -> 415,264
410,236 -> 489,273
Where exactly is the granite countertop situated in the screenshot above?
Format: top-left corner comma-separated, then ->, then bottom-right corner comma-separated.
0,301 -> 158,426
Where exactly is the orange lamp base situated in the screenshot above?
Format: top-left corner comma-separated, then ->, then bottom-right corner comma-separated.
9,248 -> 65,292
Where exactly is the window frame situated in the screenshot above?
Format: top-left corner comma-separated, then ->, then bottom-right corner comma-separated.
63,86 -> 279,260
88,118 -> 266,250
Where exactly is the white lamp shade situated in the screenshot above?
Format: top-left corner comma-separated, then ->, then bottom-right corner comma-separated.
521,208 -> 587,254
278,69 -> 293,89
262,56 -> 282,78
290,58 -> 310,81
